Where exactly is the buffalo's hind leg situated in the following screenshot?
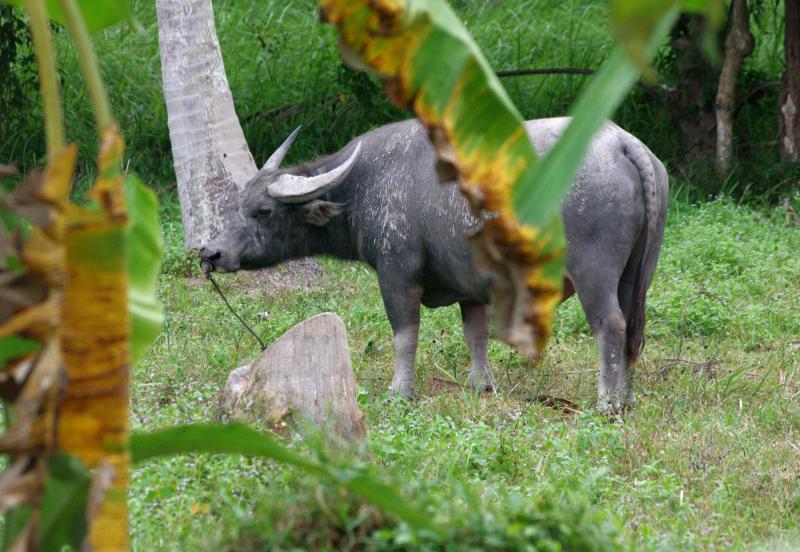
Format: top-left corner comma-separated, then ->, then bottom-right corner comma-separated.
378,277 -> 422,398
574,277 -> 631,414
460,301 -> 496,392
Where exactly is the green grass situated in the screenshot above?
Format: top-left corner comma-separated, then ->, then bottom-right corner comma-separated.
130,193 -> 800,551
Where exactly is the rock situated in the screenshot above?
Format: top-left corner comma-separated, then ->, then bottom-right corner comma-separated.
219,364 -> 251,414
219,313 -> 365,440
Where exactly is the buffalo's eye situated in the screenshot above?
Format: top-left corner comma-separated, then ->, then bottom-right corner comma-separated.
256,207 -> 272,218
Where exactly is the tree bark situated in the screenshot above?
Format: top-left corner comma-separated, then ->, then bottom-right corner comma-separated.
715,0 -> 755,178
780,0 -> 800,163
156,0 -> 256,249
664,15 -> 718,166
220,313 -> 365,441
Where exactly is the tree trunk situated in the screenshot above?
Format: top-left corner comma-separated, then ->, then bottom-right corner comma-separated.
156,0 -> 256,250
664,15 -> 719,169
715,0 -> 755,178
780,0 -> 800,163
220,313 -> 366,441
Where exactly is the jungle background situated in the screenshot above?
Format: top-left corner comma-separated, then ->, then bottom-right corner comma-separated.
1,0 -> 800,550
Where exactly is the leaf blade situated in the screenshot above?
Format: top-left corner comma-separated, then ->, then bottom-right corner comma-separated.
125,175 -> 163,365
38,453 -> 91,552
131,423 -> 445,537
2,0 -> 131,32
513,5 -> 680,227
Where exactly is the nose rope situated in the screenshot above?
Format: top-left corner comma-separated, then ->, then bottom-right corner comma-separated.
203,266 -> 267,351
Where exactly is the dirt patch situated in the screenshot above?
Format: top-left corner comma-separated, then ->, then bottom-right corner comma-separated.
426,376 -> 465,396
238,258 -> 324,295
189,258 -> 324,295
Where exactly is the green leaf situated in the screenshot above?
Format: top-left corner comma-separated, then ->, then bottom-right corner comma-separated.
125,175 -> 163,365
0,336 -> 41,369
38,453 -> 91,552
513,5 -> 679,227
2,0 -> 130,32
0,210 -> 30,235
131,423 -> 445,537
2,506 -> 32,552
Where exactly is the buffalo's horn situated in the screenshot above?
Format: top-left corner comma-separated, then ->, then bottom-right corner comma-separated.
268,141 -> 362,203
262,125 -> 302,170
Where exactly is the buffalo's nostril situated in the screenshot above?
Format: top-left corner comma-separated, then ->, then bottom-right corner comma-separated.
200,249 -> 221,263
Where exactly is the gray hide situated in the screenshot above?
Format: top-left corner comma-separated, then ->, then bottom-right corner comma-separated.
201,118 -> 669,413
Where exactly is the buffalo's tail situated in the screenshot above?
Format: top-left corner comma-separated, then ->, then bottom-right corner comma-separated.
621,136 -> 665,365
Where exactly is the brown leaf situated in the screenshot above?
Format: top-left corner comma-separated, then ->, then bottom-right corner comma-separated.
0,163 -> 19,178
20,228 -> 64,286
0,356 -> 35,401
8,516 -> 37,552
0,418 -> 42,454
0,274 -> 50,324
0,457 -> 43,512
16,339 -> 62,422
532,394 -> 582,415
0,297 -> 59,341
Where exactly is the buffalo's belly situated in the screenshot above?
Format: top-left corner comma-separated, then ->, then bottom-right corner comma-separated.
420,287 -> 473,308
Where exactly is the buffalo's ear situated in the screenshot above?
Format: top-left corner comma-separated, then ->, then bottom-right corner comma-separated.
303,200 -> 344,226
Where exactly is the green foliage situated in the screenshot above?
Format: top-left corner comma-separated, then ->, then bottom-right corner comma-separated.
5,0 -> 791,200
0,6 -> 37,154
0,336 -> 41,368
126,174 -> 164,364
38,453 -> 91,551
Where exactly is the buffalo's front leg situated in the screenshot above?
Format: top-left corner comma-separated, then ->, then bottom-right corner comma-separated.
378,278 -> 422,398
460,301 -> 496,392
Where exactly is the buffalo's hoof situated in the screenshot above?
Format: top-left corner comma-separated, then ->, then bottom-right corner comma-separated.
595,393 -> 635,416
388,380 -> 416,400
469,370 -> 497,394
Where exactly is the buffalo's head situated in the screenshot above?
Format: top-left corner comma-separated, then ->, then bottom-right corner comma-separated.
199,127 -> 361,273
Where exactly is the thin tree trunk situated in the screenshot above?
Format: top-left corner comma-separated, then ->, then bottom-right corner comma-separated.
715,0 -> 755,178
156,0 -> 256,250
665,15 -> 718,169
780,0 -> 800,163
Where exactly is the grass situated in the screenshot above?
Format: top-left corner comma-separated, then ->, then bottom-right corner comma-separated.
129,192 -> 800,551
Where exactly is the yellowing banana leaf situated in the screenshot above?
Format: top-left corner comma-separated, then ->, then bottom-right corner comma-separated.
57,128 -> 130,551
320,0 -> 563,355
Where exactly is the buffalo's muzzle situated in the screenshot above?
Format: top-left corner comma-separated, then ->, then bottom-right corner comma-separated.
199,248 -> 221,275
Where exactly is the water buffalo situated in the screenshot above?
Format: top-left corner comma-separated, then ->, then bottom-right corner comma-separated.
200,118 -> 668,413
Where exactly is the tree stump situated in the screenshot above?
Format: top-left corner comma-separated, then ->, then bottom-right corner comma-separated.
219,313 -> 365,440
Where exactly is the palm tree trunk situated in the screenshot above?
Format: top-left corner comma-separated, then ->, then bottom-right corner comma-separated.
156,0 -> 256,250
